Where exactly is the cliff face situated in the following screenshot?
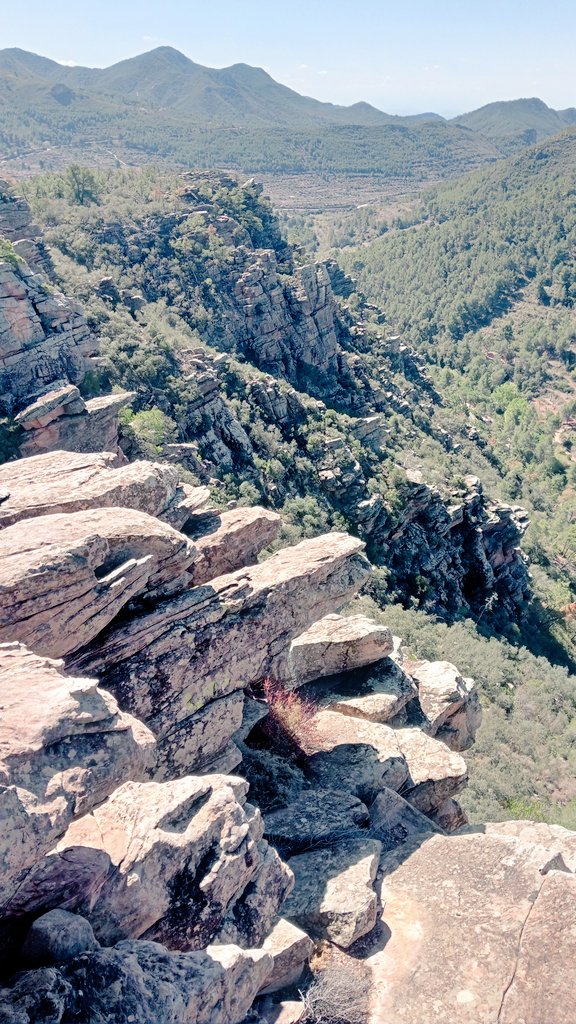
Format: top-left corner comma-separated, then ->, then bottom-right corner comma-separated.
0,448 -> 574,1024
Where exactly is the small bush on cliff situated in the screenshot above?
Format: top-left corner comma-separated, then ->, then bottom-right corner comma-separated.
303,962 -> 371,1024
261,678 -> 319,755
0,239 -> 23,270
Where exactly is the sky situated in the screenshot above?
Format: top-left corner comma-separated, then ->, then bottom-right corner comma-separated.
3,0 -> 576,116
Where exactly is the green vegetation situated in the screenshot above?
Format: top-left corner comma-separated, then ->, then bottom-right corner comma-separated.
337,131 -> 576,582
0,46 -> 498,179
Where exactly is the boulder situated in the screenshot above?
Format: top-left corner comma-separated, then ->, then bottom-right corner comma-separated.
283,838 -> 381,948
260,1000 -> 306,1024
305,742 -> 407,804
309,656 -> 417,723
263,789 -> 369,857
0,450 -> 210,531
70,533 -> 370,777
274,614 -> 393,688
368,788 -> 443,852
368,830 -> 573,1024
21,910 -> 99,967
0,642 -> 154,913
307,712 -> 468,824
190,506 -> 282,585
0,508 -> 196,657
0,940 -> 273,1024
16,775 -> 292,951
259,919 -> 314,994
408,659 -> 482,750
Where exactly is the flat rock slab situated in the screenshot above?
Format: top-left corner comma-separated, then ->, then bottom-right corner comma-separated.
461,820 -> 576,872
264,788 -> 369,857
283,838 -> 381,948
499,871 -> 576,1024
0,450 -> 209,530
275,614 -> 393,688
308,656 -> 417,723
367,831 -> 573,1024
190,506 -> 282,585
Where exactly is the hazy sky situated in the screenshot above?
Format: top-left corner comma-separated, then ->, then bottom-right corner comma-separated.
4,0 -> 576,116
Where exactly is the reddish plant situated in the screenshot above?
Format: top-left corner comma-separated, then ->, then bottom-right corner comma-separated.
261,677 -> 320,755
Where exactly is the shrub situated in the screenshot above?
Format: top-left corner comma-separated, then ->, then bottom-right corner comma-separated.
303,963 -> 372,1024
262,678 -> 319,755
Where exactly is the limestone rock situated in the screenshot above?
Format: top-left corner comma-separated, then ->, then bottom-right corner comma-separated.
499,871 -> 576,1024
259,919 -> 314,994
0,507 -> 196,657
18,388 -> 134,460
21,910 -> 99,967
274,614 -> 393,689
70,533 -> 370,777
264,789 -> 369,857
309,656 -> 417,723
367,831 -> 575,1024
190,506 -> 282,585
308,712 -> 467,823
0,450 -> 210,530
19,775 -> 292,952
283,839 -> 381,948
368,787 -> 442,853
409,659 -> 482,750
0,642 -> 154,914
0,940 -> 273,1024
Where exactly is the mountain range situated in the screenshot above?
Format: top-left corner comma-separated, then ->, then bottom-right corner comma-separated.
0,46 -> 574,181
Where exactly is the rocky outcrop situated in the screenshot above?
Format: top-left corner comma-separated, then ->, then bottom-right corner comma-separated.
0,256 -> 94,414
190,506 -> 282,585
16,384 -> 134,459
70,532 -> 370,777
372,473 -> 531,621
273,613 -> 393,688
0,450 -> 211,530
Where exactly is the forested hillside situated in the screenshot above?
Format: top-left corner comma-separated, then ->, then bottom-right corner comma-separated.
337,131 -> 576,586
